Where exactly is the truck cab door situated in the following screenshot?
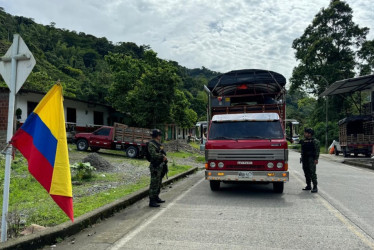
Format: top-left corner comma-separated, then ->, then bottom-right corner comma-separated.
90,127 -> 112,149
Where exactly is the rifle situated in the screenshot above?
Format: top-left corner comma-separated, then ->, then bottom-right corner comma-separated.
160,149 -> 168,179
160,161 -> 169,179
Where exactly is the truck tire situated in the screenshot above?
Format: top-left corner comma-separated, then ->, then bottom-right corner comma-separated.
343,148 -> 349,157
126,146 -> 138,158
210,181 -> 220,191
90,147 -> 100,152
273,182 -> 284,193
76,139 -> 88,151
334,146 -> 339,156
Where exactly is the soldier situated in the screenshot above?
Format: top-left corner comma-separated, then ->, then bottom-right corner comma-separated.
148,129 -> 168,207
300,128 -> 320,193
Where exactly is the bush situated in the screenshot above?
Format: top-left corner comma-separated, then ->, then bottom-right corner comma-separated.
71,162 -> 96,181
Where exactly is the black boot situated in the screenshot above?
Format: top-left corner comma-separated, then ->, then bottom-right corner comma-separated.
302,185 -> 311,191
149,199 -> 160,207
311,185 -> 318,193
156,197 -> 165,203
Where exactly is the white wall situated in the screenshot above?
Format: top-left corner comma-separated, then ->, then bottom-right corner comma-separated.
16,92 -> 110,126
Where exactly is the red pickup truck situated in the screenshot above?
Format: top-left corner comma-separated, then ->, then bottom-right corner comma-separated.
74,123 -> 152,158
203,69 -> 289,193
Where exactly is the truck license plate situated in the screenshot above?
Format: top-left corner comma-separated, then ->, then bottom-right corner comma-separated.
238,172 -> 253,178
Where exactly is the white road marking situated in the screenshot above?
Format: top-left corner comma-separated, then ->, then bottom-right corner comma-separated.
109,178 -> 205,250
291,171 -> 374,249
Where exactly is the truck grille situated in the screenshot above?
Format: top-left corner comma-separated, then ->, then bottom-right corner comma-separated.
206,149 -> 286,161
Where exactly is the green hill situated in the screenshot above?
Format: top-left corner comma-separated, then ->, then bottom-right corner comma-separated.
0,7 -> 219,125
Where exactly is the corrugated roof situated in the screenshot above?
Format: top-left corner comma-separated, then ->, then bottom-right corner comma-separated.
320,74 -> 374,97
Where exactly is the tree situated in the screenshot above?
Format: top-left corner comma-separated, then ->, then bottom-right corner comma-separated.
358,40 -> 374,75
291,0 -> 368,95
106,51 -> 187,127
171,90 -> 197,128
127,65 -> 181,127
290,0 -> 369,129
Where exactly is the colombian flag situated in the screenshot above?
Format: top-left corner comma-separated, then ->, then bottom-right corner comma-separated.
11,84 -> 74,222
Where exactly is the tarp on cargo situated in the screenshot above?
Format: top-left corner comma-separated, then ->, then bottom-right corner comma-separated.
207,69 -> 286,97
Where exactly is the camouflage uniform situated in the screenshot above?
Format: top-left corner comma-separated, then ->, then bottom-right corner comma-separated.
300,137 -> 320,187
148,140 -> 166,200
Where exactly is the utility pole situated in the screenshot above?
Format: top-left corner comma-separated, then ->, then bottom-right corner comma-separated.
315,75 -> 329,154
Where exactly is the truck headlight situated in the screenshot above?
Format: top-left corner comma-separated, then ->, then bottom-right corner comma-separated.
277,162 -> 283,169
218,162 -> 224,168
210,162 -> 216,168
267,162 -> 274,168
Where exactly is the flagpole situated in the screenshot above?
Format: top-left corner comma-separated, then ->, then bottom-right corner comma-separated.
1,34 -> 19,242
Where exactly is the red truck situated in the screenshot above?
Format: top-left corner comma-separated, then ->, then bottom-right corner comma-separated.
74,122 -> 152,158
203,69 -> 289,193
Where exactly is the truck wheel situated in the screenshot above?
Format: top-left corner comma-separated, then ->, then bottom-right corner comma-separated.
334,146 -> 339,156
273,182 -> 284,193
210,181 -> 220,191
76,139 -> 88,151
126,146 -> 138,158
90,147 -> 100,152
343,148 -> 349,157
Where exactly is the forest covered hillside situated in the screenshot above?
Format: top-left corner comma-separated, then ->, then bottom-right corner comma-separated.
0,7 -> 219,126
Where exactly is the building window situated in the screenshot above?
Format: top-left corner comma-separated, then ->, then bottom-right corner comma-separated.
94,111 -> 104,125
67,108 -> 76,123
27,102 -> 38,116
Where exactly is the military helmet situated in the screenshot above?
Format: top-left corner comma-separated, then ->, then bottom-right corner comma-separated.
304,128 -> 314,136
151,129 -> 162,138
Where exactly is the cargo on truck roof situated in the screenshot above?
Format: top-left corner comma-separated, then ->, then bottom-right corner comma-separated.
207,69 -> 286,97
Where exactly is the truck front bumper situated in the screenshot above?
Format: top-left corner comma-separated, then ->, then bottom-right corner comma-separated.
205,170 -> 289,182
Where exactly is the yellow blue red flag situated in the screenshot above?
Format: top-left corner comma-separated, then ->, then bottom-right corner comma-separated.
11,84 -> 74,222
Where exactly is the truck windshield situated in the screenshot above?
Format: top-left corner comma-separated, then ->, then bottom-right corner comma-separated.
208,121 -> 284,140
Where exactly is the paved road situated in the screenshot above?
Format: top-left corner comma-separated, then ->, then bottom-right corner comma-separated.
48,151 -> 374,249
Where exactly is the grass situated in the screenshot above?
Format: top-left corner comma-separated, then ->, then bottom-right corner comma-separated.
189,141 -> 200,150
168,151 -> 205,164
0,146 -> 197,235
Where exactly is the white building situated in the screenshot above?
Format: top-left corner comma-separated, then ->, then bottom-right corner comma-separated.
0,87 -> 114,145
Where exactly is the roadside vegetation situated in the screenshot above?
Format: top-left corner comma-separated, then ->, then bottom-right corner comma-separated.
0,142 -> 202,238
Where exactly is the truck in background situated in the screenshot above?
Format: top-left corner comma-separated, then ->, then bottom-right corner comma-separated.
203,69 -> 289,193
74,122 -> 152,158
335,115 -> 373,157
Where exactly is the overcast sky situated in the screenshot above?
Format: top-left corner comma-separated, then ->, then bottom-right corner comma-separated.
1,0 -> 373,81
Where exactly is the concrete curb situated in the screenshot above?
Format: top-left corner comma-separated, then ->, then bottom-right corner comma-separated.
342,159 -> 374,170
0,167 -> 199,250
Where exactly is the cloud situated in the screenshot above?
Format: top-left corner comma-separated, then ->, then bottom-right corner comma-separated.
1,0 -> 373,82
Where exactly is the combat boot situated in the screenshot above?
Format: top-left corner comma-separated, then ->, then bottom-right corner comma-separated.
149,199 -> 160,207
311,185 -> 318,193
302,185 -> 311,191
156,196 -> 165,203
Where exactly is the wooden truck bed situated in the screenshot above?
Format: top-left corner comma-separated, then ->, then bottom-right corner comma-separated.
113,123 -> 152,144
339,120 -> 374,146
